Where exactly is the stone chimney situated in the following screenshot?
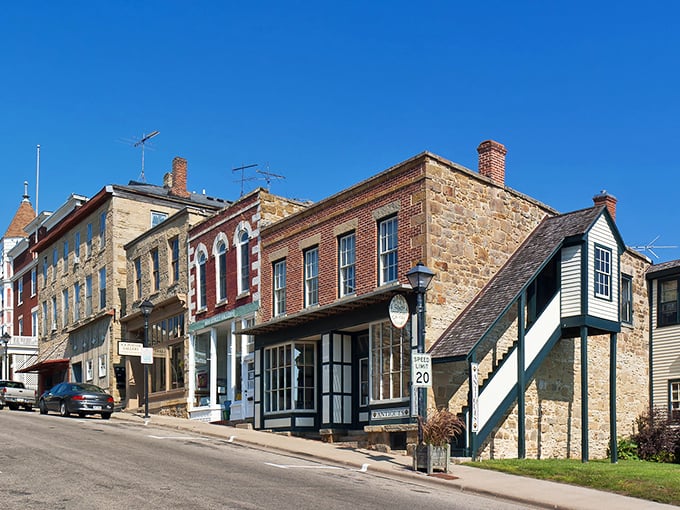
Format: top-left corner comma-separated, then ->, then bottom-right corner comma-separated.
593,190 -> 617,221
477,140 -> 507,185
171,157 -> 190,198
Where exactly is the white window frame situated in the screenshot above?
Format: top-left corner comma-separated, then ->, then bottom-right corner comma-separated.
670,380 -> 680,421
151,211 -> 168,227
99,354 -> 107,378
17,278 -> 23,305
195,246 -> 208,310
594,244 -> 612,300
378,216 -> 398,285
86,359 -> 94,381
31,268 -> 37,296
370,318 -> 411,403
273,259 -> 286,317
236,228 -> 250,295
304,246 -> 319,307
264,342 -> 316,414
339,232 -> 356,297
214,235 -> 228,303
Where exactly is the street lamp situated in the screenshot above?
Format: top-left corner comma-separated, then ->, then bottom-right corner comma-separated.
140,299 -> 154,419
1,332 -> 11,380
406,262 -> 435,443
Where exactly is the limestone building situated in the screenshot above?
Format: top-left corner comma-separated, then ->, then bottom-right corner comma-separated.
22,158 -> 226,401
241,141 -> 650,460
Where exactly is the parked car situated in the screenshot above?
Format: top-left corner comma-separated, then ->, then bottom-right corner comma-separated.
0,380 -> 36,411
39,382 -> 114,419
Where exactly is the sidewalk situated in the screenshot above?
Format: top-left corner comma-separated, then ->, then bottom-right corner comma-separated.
112,411 -> 676,510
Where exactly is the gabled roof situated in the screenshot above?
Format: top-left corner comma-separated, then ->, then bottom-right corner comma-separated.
4,199 -> 36,238
645,258 -> 680,280
429,206 -> 607,361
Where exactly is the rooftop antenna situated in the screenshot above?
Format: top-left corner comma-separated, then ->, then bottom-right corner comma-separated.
257,163 -> 285,191
632,236 -> 678,259
232,163 -> 258,196
132,131 -> 160,182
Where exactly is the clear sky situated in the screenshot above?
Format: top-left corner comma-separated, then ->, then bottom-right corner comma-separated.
2,1 -> 679,262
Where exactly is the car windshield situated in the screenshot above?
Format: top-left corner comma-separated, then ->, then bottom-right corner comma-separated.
73,384 -> 106,393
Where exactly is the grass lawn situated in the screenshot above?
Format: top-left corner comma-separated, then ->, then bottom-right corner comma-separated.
464,459 -> 680,506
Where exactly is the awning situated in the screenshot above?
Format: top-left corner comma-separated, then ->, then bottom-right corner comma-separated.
239,283 -> 411,336
16,358 -> 69,374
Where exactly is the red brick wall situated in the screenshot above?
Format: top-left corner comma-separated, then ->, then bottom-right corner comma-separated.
259,159 -> 428,321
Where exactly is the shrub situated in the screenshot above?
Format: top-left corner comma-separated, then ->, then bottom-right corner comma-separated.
633,408 -> 680,463
418,407 -> 465,447
612,436 -> 638,460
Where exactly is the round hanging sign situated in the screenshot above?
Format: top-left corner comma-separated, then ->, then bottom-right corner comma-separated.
388,294 -> 410,329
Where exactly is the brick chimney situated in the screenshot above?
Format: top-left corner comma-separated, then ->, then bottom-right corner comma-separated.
593,190 -> 617,221
171,157 -> 190,198
477,140 -> 507,185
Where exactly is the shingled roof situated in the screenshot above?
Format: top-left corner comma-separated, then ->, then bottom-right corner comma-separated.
4,197 -> 36,238
429,206 -> 606,361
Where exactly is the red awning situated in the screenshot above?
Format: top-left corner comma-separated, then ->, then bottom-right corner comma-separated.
16,358 -> 69,373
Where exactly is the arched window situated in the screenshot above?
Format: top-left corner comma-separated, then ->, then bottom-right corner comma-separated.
216,240 -> 227,302
197,250 -> 207,310
237,229 -> 250,294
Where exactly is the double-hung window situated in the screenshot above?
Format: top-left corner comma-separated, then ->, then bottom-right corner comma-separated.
151,248 -> 160,292
74,282 -> 81,322
378,216 -> 398,285
63,240 -> 69,267
658,278 -> 680,327
17,278 -> 23,305
237,229 -> 250,294
170,237 -> 180,283
42,256 -> 48,288
304,247 -> 319,307
74,231 -> 81,259
31,268 -> 36,296
621,275 -> 633,324
216,240 -> 227,302
52,248 -> 58,281
197,251 -> 207,310
99,212 -> 107,249
86,223 -> 93,257
99,267 -> 107,310
85,275 -> 93,316
41,301 -> 48,335
671,380 -> 680,421
273,260 -> 286,316
51,296 -> 57,331
134,258 -> 142,299
62,289 -> 69,326
594,245 -> 612,299
339,232 -> 356,297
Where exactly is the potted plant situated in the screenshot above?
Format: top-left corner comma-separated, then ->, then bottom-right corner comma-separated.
413,407 -> 465,474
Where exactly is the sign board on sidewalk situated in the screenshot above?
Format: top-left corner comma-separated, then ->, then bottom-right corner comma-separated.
412,353 -> 432,388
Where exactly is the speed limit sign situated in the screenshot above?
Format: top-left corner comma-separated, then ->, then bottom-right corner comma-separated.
412,353 -> 432,388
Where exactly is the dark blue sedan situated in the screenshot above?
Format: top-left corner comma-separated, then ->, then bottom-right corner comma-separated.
39,382 -> 114,420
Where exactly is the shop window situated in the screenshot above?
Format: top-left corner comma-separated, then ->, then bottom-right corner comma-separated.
194,333 -> 211,406
264,342 -> 315,413
371,319 -> 411,402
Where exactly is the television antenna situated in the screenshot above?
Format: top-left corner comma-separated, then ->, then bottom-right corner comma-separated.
632,236 -> 678,259
257,163 -> 285,190
131,131 -> 160,182
232,163 -> 258,196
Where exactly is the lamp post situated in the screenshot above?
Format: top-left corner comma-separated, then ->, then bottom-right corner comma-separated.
1,332 -> 10,380
406,262 -> 435,443
140,299 -> 154,419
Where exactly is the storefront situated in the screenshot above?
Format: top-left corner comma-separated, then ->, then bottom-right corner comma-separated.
188,303 -> 257,422
244,287 -> 418,441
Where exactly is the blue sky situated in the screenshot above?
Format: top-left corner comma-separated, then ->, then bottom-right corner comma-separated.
2,2 -> 679,262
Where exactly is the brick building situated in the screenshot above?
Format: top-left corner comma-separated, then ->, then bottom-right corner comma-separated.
242,141 -> 650,460
21,158 -> 226,401
186,189 -> 308,422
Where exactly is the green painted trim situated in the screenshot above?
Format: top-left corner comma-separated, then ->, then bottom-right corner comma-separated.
517,292 -> 526,459
610,333 -> 618,463
581,326 -> 589,462
581,241 -> 589,317
188,301 -> 259,332
560,315 -> 620,333
467,250 -> 563,362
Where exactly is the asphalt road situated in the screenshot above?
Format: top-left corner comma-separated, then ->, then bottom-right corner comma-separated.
0,410 -> 536,509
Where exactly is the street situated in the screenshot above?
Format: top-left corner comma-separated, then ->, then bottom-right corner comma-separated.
0,411 -> 534,509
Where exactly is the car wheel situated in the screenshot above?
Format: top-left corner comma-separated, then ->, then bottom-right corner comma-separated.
0,403 -> 4,410
24,405 -> 33,412
78,412 -> 86,418
101,412 -> 111,420
8,403 -> 18,411
59,401 -> 70,417
39,400 -> 48,415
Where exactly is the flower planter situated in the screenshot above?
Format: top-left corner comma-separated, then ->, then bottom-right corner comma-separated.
412,443 -> 450,474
